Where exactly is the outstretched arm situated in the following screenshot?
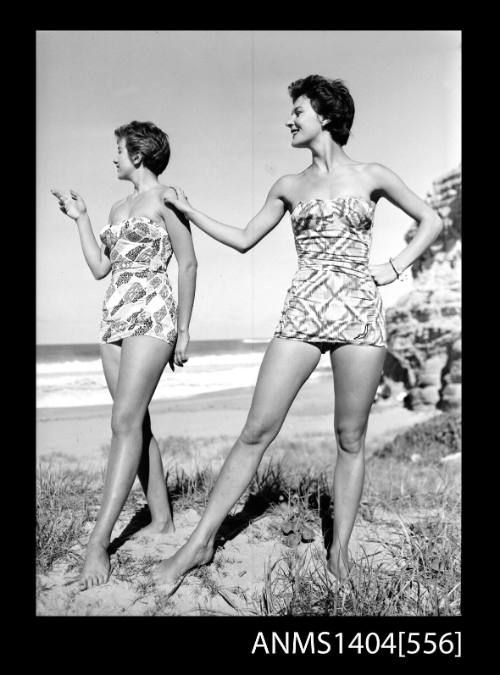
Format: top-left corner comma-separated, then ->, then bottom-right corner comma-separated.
367,164 -> 443,286
51,189 -> 112,280
162,189 -> 198,367
163,178 -> 289,253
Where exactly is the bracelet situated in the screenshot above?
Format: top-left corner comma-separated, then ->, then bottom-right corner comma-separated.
388,257 -> 401,279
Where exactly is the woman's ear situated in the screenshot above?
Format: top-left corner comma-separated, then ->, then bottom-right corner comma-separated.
132,153 -> 142,167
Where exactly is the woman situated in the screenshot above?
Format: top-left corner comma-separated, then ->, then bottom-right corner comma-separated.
51,120 -> 197,590
153,75 -> 442,585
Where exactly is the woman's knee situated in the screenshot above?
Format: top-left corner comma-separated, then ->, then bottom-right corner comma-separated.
111,407 -> 144,436
240,417 -> 278,448
335,425 -> 366,455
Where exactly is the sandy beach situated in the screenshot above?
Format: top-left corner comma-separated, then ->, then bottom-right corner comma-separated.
37,376 -> 458,617
37,372 -> 434,472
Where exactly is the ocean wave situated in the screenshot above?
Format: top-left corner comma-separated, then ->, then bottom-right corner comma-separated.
242,338 -> 270,344
37,368 -> 322,409
37,365 -> 260,408
36,347 -> 328,409
36,350 -> 266,376
36,361 -> 263,408
37,359 -> 103,375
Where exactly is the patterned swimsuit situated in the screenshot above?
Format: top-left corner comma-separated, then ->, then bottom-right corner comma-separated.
98,216 -> 177,345
274,196 -> 386,351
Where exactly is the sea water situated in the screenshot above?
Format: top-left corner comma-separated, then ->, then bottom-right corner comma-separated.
37,339 -> 330,409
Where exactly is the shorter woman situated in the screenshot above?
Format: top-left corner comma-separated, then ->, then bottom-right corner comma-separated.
51,121 -> 197,590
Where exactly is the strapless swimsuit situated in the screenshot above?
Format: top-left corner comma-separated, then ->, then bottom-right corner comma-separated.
98,216 -> 177,345
274,196 -> 386,352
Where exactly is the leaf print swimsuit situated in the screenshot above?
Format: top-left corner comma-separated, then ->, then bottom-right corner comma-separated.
98,216 -> 177,345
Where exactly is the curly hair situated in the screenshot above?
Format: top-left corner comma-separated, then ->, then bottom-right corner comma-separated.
288,75 -> 355,146
114,121 -> 171,175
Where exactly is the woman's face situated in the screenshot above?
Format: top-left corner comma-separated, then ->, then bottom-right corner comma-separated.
113,137 -> 136,180
286,95 -> 325,148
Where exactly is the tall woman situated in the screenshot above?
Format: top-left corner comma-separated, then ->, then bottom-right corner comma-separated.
154,76 -> 442,584
51,121 -> 197,590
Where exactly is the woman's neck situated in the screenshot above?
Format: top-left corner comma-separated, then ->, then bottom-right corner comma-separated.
309,138 -> 352,174
129,170 -> 159,194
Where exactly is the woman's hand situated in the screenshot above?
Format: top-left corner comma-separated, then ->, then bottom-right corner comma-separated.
173,329 -> 190,368
368,262 -> 398,286
51,188 -> 88,220
163,187 -> 194,216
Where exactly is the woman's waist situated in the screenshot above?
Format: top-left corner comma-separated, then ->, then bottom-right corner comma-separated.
296,255 -> 370,279
289,266 -> 382,303
110,258 -> 169,274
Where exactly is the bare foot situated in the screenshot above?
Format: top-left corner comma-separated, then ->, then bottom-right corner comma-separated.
132,520 -> 176,539
153,539 -> 214,586
78,542 -> 110,591
326,547 -> 351,581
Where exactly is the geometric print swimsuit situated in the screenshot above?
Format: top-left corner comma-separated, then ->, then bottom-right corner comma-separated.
98,216 -> 177,345
274,196 -> 386,351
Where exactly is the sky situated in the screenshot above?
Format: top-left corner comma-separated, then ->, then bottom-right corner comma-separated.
37,30 -> 461,344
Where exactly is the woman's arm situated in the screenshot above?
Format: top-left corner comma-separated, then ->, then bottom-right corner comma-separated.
163,177 -> 289,253
367,164 -> 443,286
162,189 -> 198,367
51,189 -> 112,280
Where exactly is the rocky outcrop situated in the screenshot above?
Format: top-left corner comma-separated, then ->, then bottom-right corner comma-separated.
384,166 -> 461,411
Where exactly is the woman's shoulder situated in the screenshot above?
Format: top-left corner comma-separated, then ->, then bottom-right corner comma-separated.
272,173 -> 303,197
353,162 -> 403,192
157,183 -> 180,198
356,162 -> 397,178
146,184 -> 180,213
157,183 -> 179,195
109,197 -> 128,218
265,174 -> 301,210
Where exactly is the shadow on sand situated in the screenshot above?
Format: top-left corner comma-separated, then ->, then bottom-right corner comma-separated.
107,465 -> 335,560
107,504 -> 155,555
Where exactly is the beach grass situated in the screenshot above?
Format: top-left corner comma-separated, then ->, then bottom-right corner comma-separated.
251,463 -> 460,616
36,413 -> 461,616
36,463 -> 98,574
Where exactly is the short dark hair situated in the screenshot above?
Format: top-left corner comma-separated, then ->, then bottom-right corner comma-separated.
288,75 -> 355,146
114,120 -> 171,175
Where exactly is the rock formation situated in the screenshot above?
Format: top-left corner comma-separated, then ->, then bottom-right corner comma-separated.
384,165 -> 461,411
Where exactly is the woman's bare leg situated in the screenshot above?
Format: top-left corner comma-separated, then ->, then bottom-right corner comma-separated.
100,343 -> 174,537
153,337 -> 322,585
327,344 -> 386,580
79,336 -> 173,590
134,412 -> 175,536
